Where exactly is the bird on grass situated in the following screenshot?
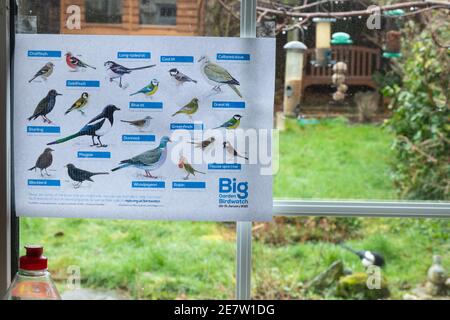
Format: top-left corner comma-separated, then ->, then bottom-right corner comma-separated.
340,243 -> 385,268
190,137 -> 215,151
65,52 -> 96,71
29,62 -> 54,83
111,136 -> 171,179
28,89 -> 62,124
104,61 -> 156,88
48,105 -> 120,148
172,98 -> 199,119
29,148 -> 54,177
65,92 -> 89,115
65,163 -> 108,189
121,116 -> 153,131
223,141 -> 248,160
130,79 -> 159,97
214,114 -> 242,130
198,55 -> 242,98
169,68 -> 197,85
178,155 -> 205,180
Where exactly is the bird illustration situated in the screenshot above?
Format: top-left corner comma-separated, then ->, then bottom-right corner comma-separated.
65,52 -> 96,71
104,61 -> 156,88
29,148 -> 54,177
190,137 -> 215,150
29,62 -> 54,83
340,244 -> 385,268
121,116 -> 153,131
169,68 -> 197,85
198,55 -> 242,98
172,98 -> 199,119
65,92 -> 89,115
28,89 -> 62,124
223,141 -> 248,160
47,105 -> 120,148
214,114 -> 242,130
65,163 -> 108,188
178,155 -> 205,180
111,136 -> 171,179
130,79 -> 159,97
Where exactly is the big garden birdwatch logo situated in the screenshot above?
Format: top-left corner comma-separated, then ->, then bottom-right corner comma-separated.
14,34 -> 275,222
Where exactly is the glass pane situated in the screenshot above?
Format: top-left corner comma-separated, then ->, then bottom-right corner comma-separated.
253,217 -> 450,300
14,0 -> 239,300
85,0 -> 123,24
140,0 -> 177,26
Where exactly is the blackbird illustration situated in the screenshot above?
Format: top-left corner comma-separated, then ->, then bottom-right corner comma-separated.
66,163 -> 108,188
29,148 -> 54,176
28,89 -> 62,124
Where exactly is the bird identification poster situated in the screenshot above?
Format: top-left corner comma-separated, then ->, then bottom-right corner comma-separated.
13,34 -> 275,221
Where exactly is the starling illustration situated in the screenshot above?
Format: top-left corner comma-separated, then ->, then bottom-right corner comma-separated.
169,68 -> 197,85
66,163 -> 109,188
223,141 -> 248,160
130,79 -> 159,97
48,105 -> 120,148
29,62 -> 54,83
65,52 -> 96,71
214,114 -> 242,130
28,89 -> 62,124
29,148 -> 54,176
65,92 -> 89,115
190,137 -> 215,150
172,98 -> 199,119
111,136 -> 171,179
104,61 -> 156,88
198,55 -> 242,98
121,116 -> 153,131
178,155 -> 205,180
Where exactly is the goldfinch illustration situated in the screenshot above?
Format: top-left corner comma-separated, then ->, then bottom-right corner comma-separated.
65,92 -> 89,115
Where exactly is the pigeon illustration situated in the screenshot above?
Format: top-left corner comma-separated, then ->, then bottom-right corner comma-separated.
48,105 -> 120,148
29,148 -> 54,176
28,89 -> 62,124
198,55 -> 242,98
104,61 -> 156,88
169,68 -> 197,85
29,62 -> 54,83
111,136 -> 171,179
65,163 -> 108,188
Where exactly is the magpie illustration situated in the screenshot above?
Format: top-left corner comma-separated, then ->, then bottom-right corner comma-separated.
28,89 -> 62,124
340,244 -> 385,268
47,105 -> 120,148
104,61 -> 156,88
29,148 -> 54,177
65,163 -> 108,188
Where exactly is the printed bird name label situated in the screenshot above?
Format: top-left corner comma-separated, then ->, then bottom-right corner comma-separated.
14,34 -> 275,221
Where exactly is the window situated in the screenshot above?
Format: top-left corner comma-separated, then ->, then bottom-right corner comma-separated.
140,0 -> 177,26
85,0 -> 122,24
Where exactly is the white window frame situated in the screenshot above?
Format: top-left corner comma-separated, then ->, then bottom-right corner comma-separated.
1,0 -> 449,299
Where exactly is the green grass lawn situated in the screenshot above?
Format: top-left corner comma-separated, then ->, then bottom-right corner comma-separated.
20,119 -> 449,299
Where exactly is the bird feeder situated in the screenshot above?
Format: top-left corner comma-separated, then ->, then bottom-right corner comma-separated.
312,18 -> 336,67
331,32 -> 353,45
383,9 -> 405,59
283,41 -> 307,117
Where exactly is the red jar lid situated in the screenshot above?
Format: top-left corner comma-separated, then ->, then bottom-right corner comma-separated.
19,245 -> 48,270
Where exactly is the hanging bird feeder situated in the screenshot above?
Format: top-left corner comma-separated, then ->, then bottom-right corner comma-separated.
283,41 -> 308,117
331,32 -> 353,45
383,9 -> 405,59
312,18 -> 336,67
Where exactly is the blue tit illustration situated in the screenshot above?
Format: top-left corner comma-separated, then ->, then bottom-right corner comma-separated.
130,79 -> 159,97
